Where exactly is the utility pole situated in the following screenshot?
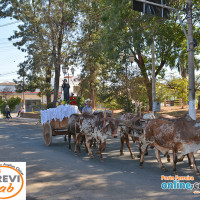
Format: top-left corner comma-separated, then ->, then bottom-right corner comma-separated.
132,0 -> 196,119
187,0 -> 196,120
22,67 -> 25,112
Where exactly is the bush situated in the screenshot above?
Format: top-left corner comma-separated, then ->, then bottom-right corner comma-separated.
40,104 -> 47,110
0,99 -> 6,116
76,96 -> 85,108
46,102 -> 55,109
0,97 -> 21,116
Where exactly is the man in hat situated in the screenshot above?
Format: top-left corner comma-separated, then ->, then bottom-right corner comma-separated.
82,98 -> 93,114
62,79 -> 70,101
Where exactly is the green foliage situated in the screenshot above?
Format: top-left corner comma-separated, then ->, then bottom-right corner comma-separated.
1,0 -> 200,112
0,99 -> 6,116
1,0 -> 79,106
76,96 -> 85,108
0,97 -> 21,116
46,102 -> 55,109
156,81 -> 172,103
96,67 -> 149,112
7,97 -> 21,111
166,78 -> 189,104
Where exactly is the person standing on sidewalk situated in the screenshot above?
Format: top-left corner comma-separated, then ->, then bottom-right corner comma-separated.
21,107 -> 25,117
5,105 -> 12,119
17,106 -> 23,117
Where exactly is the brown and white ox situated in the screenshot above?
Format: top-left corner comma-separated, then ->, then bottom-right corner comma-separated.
76,112 -> 121,159
119,113 -> 142,159
67,114 -> 81,151
139,114 -> 200,175
118,113 -> 157,159
156,114 -> 194,167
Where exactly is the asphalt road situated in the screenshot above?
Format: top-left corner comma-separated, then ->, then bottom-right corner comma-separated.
0,117 -> 200,200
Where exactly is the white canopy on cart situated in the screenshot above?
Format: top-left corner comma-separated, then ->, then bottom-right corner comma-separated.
40,105 -> 79,125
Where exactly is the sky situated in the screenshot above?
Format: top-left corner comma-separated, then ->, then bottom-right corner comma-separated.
0,18 -> 27,82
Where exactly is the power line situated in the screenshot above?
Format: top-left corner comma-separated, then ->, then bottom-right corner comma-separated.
0,71 -> 18,77
0,21 -> 21,28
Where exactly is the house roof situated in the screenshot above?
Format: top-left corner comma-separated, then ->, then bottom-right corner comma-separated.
0,82 -> 17,86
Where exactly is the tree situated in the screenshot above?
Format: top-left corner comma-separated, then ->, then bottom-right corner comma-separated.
96,0 -> 200,110
0,97 -> 21,116
0,0 -> 79,106
1,0 -> 200,111
166,77 -> 188,105
75,1 -> 106,108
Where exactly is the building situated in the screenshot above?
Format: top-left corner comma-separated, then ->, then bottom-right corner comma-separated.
0,82 -> 43,112
0,76 -> 80,112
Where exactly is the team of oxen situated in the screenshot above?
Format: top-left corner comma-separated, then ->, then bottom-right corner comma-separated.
65,110 -> 200,176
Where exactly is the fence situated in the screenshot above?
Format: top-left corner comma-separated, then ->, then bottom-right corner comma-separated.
164,99 -> 182,107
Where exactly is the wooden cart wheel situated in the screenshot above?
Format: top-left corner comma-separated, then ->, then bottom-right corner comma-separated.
43,122 -> 52,146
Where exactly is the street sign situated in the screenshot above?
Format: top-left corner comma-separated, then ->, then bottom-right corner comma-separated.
133,0 -> 170,19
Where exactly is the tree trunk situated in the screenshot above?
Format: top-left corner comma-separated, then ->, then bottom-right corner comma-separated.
137,51 -> 153,111
45,67 -> 52,104
53,63 -> 60,107
52,5 -> 64,107
181,66 -> 186,78
90,70 -> 95,109
52,45 -> 58,107
46,93 -> 51,105
146,82 -> 153,111
90,83 -> 95,109
134,50 -> 166,111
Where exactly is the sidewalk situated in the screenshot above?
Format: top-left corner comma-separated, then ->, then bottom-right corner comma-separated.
0,112 -> 40,124
0,112 -> 18,118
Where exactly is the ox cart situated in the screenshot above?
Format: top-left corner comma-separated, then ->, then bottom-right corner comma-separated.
40,105 -> 79,146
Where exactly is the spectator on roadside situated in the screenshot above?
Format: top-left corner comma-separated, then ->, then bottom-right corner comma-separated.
5,105 -> 12,119
17,106 -> 23,117
21,107 -> 25,117
82,99 -> 93,114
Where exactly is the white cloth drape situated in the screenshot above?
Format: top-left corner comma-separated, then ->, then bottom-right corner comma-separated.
40,105 -> 79,125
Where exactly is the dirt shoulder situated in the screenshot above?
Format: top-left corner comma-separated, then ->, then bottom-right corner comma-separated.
23,105 -> 200,121
157,105 -> 200,121
114,105 -> 200,121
